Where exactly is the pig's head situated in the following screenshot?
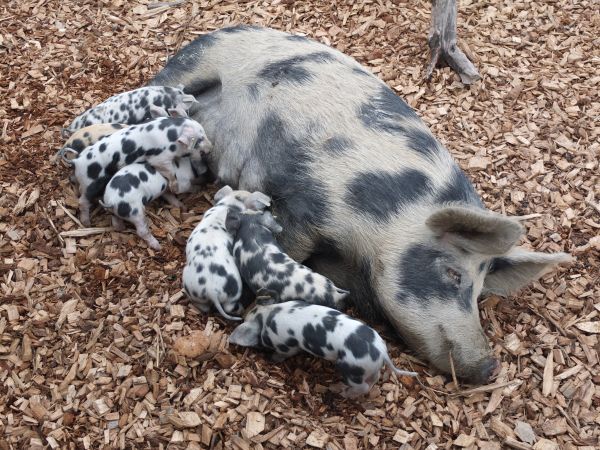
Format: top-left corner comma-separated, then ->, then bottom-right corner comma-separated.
176,120 -> 212,158
377,205 -> 571,384
214,185 -> 271,212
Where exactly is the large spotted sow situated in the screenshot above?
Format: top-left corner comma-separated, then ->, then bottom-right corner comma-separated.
150,26 -> 571,383
229,299 -> 418,398
226,209 -> 349,308
67,117 -> 210,226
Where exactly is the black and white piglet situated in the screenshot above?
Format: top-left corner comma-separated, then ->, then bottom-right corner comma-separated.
66,117 -> 210,226
229,300 -> 418,398
182,186 -> 271,320
100,158 -> 207,249
226,211 -> 349,308
64,86 -> 197,133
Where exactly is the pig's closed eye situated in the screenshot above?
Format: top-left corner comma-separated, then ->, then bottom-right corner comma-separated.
446,268 -> 461,286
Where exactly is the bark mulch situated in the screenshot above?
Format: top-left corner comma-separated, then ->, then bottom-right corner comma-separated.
0,0 -> 598,449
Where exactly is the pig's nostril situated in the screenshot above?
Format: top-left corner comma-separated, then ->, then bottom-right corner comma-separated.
483,358 -> 500,381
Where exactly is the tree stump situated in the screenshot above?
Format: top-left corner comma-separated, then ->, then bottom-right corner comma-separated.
426,0 -> 480,85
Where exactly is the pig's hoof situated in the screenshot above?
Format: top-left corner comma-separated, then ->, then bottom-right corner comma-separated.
145,237 -> 161,250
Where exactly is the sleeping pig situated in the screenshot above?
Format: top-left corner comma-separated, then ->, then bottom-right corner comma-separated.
182,186 -> 271,320
63,85 -> 198,134
150,26 -> 572,383
100,158 -> 207,249
65,117 -> 210,226
226,210 -> 349,308
229,299 -> 418,398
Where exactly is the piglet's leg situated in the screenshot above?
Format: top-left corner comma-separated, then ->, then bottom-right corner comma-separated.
154,164 -> 179,194
78,195 -> 92,227
162,192 -> 184,209
111,216 -> 127,231
130,213 -> 161,250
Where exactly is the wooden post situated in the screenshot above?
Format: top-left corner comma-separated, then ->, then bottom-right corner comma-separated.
426,0 -> 481,85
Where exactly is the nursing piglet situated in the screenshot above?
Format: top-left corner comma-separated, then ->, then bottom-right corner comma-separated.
100,158 -> 207,249
229,300 -> 418,398
67,117 -> 210,225
226,211 -> 348,308
182,186 -> 271,320
64,86 -> 197,133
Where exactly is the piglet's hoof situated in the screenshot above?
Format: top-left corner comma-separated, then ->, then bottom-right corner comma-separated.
145,236 -> 161,250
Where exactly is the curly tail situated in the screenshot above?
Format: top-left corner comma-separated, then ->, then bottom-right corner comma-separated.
57,147 -> 79,165
384,355 -> 418,378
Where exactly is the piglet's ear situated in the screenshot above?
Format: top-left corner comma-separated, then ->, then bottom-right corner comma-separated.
181,94 -> 199,108
177,126 -> 197,148
245,192 -> 271,210
228,322 -> 260,347
214,185 -> 233,203
168,106 -> 188,118
426,206 -> 524,255
225,210 -> 241,234
149,104 -> 169,118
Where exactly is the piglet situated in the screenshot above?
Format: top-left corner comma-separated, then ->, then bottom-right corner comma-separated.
226,211 -> 349,308
229,300 -> 418,398
100,158 -> 207,249
64,85 -> 198,133
182,186 -> 271,320
65,117 -> 210,226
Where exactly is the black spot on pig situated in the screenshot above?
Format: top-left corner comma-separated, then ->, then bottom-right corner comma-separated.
285,337 -> 298,347
86,153 -> 92,160
277,344 -> 289,352
121,139 -> 136,154
125,149 -> 144,165
258,52 -> 336,86
167,129 -> 178,142
110,173 -> 140,196
396,243 -> 472,312
286,34 -> 309,42
405,127 -> 441,159
220,24 -> 260,33
120,104 -> 126,111
209,263 -> 227,277
336,361 -> 365,385
344,325 -> 375,359
146,124 -> 154,131
117,202 -> 132,218
112,124 -> 124,129
436,164 -> 484,208
87,162 -> 102,179
323,136 -> 353,155
139,171 -> 148,182
140,97 -> 148,108
70,139 -> 86,153
223,275 -> 239,298
358,85 -> 419,135
302,323 -> 327,357
322,311 -> 339,332
345,169 -> 432,221
99,143 -> 107,153
266,307 -> 281,333
142,196 -> 150,205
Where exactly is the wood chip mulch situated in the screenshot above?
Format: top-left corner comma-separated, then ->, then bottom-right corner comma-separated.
1,1 -> 598,449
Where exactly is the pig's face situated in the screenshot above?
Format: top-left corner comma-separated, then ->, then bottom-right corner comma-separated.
377,205 -> 571,384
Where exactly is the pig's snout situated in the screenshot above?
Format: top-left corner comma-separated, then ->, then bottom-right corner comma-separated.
465,356 -> 500,385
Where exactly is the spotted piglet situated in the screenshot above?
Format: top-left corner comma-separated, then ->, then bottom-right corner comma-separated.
64,86 -> 198,133
67,117 -> 210,226
182,186 -> 271,320
226,211 -> 349,308
229,300 -> 417,398
100,158 -> 207,249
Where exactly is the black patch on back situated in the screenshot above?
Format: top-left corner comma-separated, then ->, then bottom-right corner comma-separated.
139,170 -> 149,182
121,139 -> 136,154
322,136 -> 353,155
286,34 -> 309,42
87,162 -> 102,179
302,323 -> 327,357
167,128 -> 178,142
109,172 -> 140,196
258,52 -> 336,86
219,24 -> 261,33
344,325 -> 375,359
358,84 -> 417,132
436,164 -> 484,208
223,275 -> 239,297
208,263 -> 227,277
322,312 -> 339,332
345,169 -> 432,221
70,139 -> 86,153
396,243 -> 472,312
285,337 -> 298,347
266,306 -> 282,334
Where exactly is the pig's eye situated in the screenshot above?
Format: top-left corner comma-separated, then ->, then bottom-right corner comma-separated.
446,268 -> 461,286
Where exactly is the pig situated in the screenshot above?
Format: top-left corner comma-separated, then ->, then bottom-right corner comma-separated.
150,26 -> 572,383
182,186 -> 271,320
67,117 -> 210,226
59,123 -> 128,157
99,158 -> 207,249
226,210 -> 349,308
229,299 -> 418,398
64,85 -> 198,134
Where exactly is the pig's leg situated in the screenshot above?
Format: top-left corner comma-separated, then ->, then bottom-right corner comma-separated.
78,194 -> 92,227
111,215 -> 127,231
129,212 -> 161,250
152,161 -> 179,194
161,192 -> 184,208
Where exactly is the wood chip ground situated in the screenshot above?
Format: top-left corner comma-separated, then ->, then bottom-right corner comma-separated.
1,0 -> 598,449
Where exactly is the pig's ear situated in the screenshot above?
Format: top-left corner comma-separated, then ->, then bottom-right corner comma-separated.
168,106 -> 188,118
261,212 -> 282,234
214,185 -> 233,203
228,322 -> 260,347
483,248 -> 573,296
426,206 -> 524,255
225,210 -> 241,234
181,94 -> 199,108
149,104 -> 169,118
176,127 -> 197,148
245,192 -> 271,210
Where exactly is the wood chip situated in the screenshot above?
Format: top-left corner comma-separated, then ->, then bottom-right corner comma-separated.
245,411 -> 265,438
